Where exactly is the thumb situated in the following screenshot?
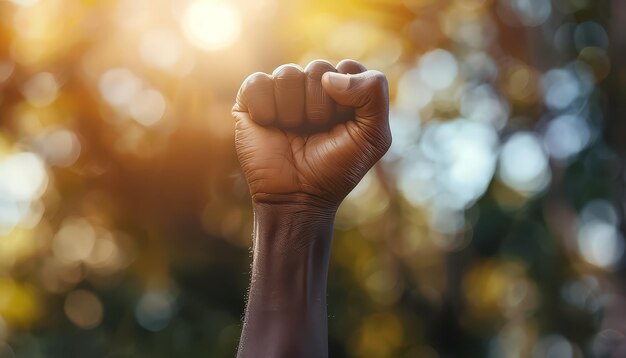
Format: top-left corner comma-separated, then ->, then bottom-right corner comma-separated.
321,70 -> 389,123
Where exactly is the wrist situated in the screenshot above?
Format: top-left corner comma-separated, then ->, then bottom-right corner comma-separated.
251,192 -> 340,212
252,198 -> 336,255
241,195 -> 335,357
249,197 -> 336,309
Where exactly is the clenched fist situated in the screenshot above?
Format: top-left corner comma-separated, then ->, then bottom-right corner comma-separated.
232,59 -> 391,207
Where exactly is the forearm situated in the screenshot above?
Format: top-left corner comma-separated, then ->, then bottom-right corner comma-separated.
237,200 -> 336,358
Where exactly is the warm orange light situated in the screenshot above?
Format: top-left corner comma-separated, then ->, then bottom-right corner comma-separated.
181,0 -> 242,51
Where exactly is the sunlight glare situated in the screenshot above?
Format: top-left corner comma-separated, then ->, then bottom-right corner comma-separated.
182,1 -> 242,52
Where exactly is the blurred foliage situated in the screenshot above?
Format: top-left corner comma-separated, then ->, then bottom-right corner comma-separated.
0,0 -> 625,357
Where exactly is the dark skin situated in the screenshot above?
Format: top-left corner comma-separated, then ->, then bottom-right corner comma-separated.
233,59 -> 391,357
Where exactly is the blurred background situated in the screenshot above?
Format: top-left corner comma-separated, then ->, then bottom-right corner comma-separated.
0,0 -> 625,356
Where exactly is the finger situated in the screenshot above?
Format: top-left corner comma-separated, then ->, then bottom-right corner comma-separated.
336,59 -> 367,74
272,64 -> 305,129
321,70 -> 388,122
305,60 -> 337,127
335,59 -> 367,120
321,70 -> 392,156
235,72 -> 275,126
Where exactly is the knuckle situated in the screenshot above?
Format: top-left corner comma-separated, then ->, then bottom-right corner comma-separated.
273,66 -> 305,89
337,58 -> 357,66
272,64 -> 303,78
305,59 -> 336,79
242,73 -> 274,103
336,59 -> 366,74
307,59 -> 334,69
366,70 -> 388,89
244,72 -> 269,86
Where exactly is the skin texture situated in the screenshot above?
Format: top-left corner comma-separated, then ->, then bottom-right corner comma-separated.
233,59 -> 391,357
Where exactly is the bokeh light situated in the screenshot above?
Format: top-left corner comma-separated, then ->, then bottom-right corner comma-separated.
542,114 -> 591,163
98,68 -> 142,108
181,0 -> 242,52
64,290 -> 104,329
577,220 -> 624,269
135,290 -> 176,332
498,132 -> 551,195
34,129 -> 81,167
52,217 -> 97,264
542,68 -> 583,111
139,29 -> 183,70
21,72 -> 58,108
418,49 -> 459,91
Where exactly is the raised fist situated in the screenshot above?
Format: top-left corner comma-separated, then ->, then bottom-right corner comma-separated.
232,59 -> 391,207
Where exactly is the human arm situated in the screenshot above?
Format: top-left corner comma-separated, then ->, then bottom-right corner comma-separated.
233,59 -> 391,357
238,199 -> 334,357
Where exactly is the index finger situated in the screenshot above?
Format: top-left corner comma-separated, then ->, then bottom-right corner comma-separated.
234,72 -> 276,126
